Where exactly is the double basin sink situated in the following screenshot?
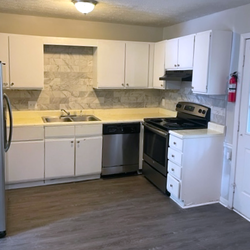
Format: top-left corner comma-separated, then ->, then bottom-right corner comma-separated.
42,115 -> 100,123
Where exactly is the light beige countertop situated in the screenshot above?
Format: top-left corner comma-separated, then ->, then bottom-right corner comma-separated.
10,108 -> 177,127
169,122 -> 225,139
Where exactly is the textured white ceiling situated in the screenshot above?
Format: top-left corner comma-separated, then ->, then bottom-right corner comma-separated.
0,0 -> 250,27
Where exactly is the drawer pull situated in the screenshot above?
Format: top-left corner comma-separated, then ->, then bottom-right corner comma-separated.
173,142 -> 176,145
171,155 -> 175,158
170,184 -> 173,187
171,168 -> 174,171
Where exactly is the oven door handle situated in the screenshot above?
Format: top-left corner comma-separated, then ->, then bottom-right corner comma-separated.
143,123 -> 169,138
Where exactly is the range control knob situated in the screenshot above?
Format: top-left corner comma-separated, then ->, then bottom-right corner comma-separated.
202,110 -> 206,114
198,109 -> 202,113
176,104 -> 182,108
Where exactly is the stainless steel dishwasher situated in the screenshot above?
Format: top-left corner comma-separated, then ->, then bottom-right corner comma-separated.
102,123 -> 140,175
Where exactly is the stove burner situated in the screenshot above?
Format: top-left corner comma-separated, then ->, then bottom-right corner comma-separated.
145,117 -> 207,131
150,118 -> 165,123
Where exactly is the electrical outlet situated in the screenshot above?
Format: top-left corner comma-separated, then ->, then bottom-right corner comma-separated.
28,101 -> 37,110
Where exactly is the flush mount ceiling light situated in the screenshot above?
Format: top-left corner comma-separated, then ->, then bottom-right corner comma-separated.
72,0 -> 98,14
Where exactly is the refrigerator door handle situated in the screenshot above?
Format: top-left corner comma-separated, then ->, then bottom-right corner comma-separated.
3,93 -> 12,152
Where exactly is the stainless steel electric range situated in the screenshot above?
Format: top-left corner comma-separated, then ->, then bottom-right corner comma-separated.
142,102 -> 211,194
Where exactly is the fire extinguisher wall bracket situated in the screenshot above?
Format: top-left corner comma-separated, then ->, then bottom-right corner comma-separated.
228,72 -> 238,102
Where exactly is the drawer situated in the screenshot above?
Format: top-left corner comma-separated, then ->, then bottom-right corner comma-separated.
168,161 -> 182,180
45,126 -> 74,138
167,174 -> 180,198
75,124 -> 102,137
11,126 -> 44,141
169,135 -> 183,151
168,147 -> 182,166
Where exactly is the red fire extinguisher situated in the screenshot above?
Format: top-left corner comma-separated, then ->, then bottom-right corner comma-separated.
228,72 -> 238,102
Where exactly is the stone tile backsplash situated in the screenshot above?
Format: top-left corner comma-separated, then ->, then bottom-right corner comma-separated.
4,45 -> 226,125
160,82 -> 227,125
5,45 -> 161,111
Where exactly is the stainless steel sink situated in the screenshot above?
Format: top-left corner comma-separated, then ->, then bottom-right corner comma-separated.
71,115 -> 100,122
42,116 -> 73,123
42,115 -> 100,123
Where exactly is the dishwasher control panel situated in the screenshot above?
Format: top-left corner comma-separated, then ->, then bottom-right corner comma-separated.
103,123 -> 140,135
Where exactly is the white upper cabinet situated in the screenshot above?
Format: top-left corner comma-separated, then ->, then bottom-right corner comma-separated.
192,30 -> 232,95
165,38 -> 178,69
94,40 -> 150,89
94,40 -> 125,89
125,42 -> 149,88
0,33 -> 44,90
165,34 -> 195,70
153,40 -> 167,89
9,34 -> 44,89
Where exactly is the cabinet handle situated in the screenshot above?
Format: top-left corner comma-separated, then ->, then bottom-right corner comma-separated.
174,64 -> 177,67
171,168 -> 174,171
177,64 -> 180,67
161,84 -> 163,87
77,141 -> 80,143
122,83 -> 124,86
3,82 -> 8,86
171,155 -> 175,158
2,62 -> 6,66
126,83 -> 129,86
173,142 -> 176,145
71,141 -> 74,143
170,184 -> 173,187
10,82 -> 14,86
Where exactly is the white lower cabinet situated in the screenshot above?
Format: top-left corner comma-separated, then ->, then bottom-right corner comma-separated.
6,141 -> 44,183
45,126 -> 75,180
167,132 -> 224,208
5,126 -> 44,184
44,124 -> 102,181
45,138 -> 75,179
75,136 -> 102,176
167,175 -> 180,199
75,124 -> 102,177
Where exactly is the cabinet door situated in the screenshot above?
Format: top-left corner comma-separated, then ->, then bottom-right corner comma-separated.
5,141 -> 44,183
9,35 -> 44,89
165,38 -> 178,69
75,136 -> 102,176
192,31 -> 211,93
0,33 -> 9,88
125,42 -> 149,88
153,40 -> 166,89
45,138 -> 75,179
178,34 -> 195,69
96,40 -> 125,88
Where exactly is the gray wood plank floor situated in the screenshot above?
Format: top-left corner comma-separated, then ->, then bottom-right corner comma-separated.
1,175 -> 250,250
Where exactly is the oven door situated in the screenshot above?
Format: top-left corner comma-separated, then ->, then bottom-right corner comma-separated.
143,123 -> 169,176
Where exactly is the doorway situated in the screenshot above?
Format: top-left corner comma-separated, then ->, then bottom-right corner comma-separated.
232,38 -> 250,220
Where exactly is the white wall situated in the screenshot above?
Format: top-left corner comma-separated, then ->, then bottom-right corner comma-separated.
163,4 -> 250,39
0,13 -> 163,42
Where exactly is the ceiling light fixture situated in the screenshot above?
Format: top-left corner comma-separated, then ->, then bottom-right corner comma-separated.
72,0 -> 98,14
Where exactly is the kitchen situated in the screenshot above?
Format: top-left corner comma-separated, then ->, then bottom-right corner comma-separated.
1,0 -> 250,249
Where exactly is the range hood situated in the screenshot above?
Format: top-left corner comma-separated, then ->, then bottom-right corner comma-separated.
159,70 -> 192,82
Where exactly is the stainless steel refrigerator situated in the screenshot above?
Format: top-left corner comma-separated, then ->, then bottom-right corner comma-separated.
0,61 -> 13,238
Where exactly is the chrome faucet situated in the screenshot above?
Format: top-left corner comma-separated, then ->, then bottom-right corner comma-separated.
61,109 -> 70,116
